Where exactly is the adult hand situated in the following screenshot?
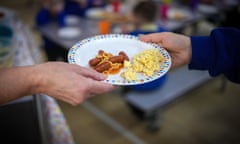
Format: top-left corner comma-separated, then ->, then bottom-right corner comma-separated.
33,62 -> 115,106
140,32 -> 192,69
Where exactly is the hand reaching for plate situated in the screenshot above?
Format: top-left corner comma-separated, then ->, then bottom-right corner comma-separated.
34,62 -> 115,105
0,62 -> 115,105
140,32 -> 191,69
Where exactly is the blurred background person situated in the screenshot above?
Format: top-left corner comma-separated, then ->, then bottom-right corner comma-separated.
36,0 -> 67,61
125,0 -> 167,93
128,1 -> 166,36
36,0 -> 106,61
36,0 -> 66,27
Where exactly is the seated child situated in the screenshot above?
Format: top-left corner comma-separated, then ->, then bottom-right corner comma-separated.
36,0 -> 66,27
37,0 -> 105,26
129,1 -> 166,36
127,1 -> 167,91
36,0 -> 67,61
36,0 -> 104,61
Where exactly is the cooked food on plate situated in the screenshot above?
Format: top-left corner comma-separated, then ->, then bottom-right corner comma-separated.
88,50 -> 129,75
121,49 -> 164,81
88,49 -> 164,81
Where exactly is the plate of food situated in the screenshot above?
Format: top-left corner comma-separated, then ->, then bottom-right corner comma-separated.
68,34 -> 171,85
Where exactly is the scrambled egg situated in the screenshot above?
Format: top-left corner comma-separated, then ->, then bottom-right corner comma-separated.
121,49 -> 164,81
121,61 -> 136,80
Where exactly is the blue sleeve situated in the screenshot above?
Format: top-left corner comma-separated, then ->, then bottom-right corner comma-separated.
36,8 -> 51,26
189,28 -> 240,83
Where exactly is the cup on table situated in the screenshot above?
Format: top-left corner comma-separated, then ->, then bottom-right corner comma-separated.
98,20 -> 111,34
111,1 -> 120,13
0,24 -> 14,68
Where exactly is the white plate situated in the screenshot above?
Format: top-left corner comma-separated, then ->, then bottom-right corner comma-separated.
58,27 -> 81,39
68,34 -> 171,85
65,15 -> 80,26
85,8 -> 106,19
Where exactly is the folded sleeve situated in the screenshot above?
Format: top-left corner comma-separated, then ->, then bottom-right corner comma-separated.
189,28 -> 240,83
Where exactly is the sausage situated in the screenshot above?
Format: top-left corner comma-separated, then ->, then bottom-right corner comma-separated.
94,62 -> 111,73
89,58 -> 102,67
119,51 -> 129,61
109,55 -> 125,63
119,51 -> 126,56
98,50 -> 105,55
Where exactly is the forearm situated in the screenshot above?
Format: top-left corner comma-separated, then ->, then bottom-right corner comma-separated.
189,28 -> 240,83
0,66 -> 40,104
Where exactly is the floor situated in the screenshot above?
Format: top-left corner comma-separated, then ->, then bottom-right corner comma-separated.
2,1 -> 240,144
59,79 -> 240,144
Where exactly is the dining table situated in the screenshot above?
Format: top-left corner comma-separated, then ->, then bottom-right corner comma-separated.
38,17 -> 99,50
37,3 -> 210,51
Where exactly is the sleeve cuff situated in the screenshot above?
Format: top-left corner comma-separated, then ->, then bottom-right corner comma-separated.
189,36 -> 215,70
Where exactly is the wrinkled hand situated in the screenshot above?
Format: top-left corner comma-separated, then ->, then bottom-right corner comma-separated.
33,62 -> 115,105
140,32 -> 192,69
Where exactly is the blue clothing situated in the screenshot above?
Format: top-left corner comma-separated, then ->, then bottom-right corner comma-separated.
65,0 -> 105,17
190,28 -> 240,83
36,0 -> 104,26
36,8 -> 66,56
36,8 -> 66,27
36,0 -> 93,60
64,0 -> 87,17
36,8 -> 68,61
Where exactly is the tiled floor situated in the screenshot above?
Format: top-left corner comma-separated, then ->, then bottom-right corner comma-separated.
2,1 -> 240,144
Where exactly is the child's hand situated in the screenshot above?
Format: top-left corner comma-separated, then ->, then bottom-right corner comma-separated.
140,32 -> 192,69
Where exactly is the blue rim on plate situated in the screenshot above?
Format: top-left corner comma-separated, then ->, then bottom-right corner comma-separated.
68,34 -> 171,86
